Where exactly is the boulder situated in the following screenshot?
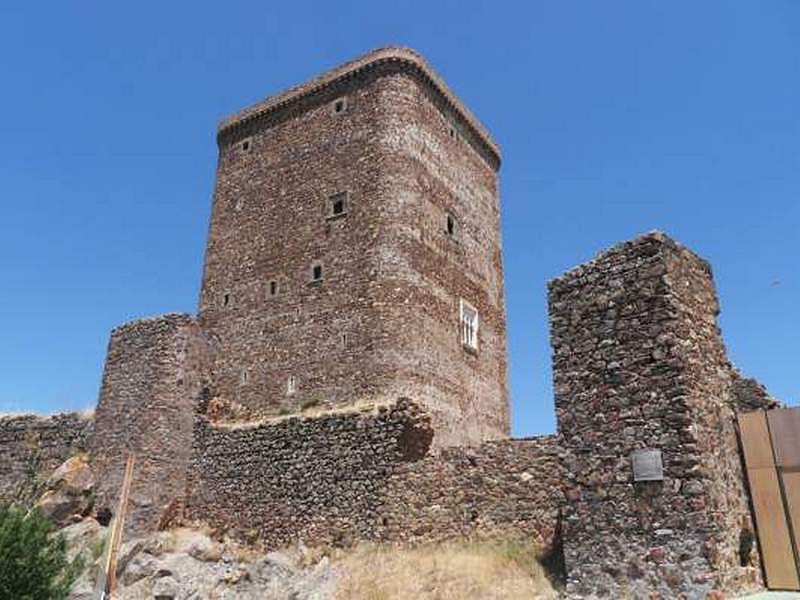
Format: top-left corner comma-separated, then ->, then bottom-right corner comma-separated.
47,455 -> 94,495
152,575 -> 180,599
36,455 -> 94,526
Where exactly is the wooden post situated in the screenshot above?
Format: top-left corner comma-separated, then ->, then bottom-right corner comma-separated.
104,453 -> 135,598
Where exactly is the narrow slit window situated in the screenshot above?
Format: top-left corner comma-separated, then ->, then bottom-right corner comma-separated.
241,138 -> 252,152
287,376 -> 297,395
241,370 -> 249,385
311,262 -> 323,282
333,97 -> 347,114
446,213 -> 457,237
223,293 -> 231,307
268,280 -> 278,297
460,299 -> 479,351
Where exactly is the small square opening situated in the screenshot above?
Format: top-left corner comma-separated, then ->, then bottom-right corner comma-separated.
328,191 -> 349,218
333,98 -> 347,114
241,138 -> 251,152
312,264 -> 323,281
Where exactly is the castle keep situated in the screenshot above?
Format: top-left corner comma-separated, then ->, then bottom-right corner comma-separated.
0,48 -> 793,598
200,48 -> 509,446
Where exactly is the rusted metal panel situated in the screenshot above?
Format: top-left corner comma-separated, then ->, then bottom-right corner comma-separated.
781,470 -> 800,564
768,407 -> 800,468
748,467 -> 800,590
740,411 -> 776,469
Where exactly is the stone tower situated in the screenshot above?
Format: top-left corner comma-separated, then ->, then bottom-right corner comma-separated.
198,48 -> 509,445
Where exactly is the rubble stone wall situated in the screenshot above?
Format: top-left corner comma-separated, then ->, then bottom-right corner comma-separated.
379,434 -> 564,552
92,313 -> 209,535
549,232 -> 762,598
731,370 -> 782,412
0,412 -> 93,505
185,399 -> 561,552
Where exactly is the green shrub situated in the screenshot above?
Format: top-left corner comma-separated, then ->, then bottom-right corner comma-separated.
0,504 -> 83,600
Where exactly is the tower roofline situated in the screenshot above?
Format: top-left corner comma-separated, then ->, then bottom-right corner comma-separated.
216,47 -> 502,170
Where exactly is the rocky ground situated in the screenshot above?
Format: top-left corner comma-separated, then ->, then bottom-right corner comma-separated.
65,522 -> 336,599
61,521 -> 556,599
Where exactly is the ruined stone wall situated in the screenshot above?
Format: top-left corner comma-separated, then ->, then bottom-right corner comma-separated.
0,412 -> 93,505
379,435 -> 563,552
185,399 -> 560,552
664,241 -> 763,595
185,399 -> 434,547
198,48 -> 508,447
92,313 -> 208,535
731,369 -> 782,412
550,232 -> 761,599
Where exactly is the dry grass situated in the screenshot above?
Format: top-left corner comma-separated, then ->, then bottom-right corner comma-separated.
333,540 -> 559,600
212,398 -> 395,430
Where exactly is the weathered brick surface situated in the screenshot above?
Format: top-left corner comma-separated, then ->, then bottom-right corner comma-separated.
92,313 -> 209,535
184,399 -> 562,552
550,232 -> 762,598
198,47 -> 509,446
0,412 -> 93,506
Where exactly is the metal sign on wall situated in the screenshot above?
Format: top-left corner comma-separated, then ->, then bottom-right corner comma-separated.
631,449 -> 664,482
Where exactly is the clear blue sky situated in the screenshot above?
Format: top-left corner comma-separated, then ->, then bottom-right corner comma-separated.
1,1 -> 797,436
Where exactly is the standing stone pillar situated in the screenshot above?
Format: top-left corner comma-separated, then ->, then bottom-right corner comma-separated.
549,232 -> 760,598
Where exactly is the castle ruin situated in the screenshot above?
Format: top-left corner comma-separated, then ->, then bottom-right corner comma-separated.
0,48 -> 791,598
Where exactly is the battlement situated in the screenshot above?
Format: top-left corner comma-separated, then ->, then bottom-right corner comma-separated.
217,46 -> 501,170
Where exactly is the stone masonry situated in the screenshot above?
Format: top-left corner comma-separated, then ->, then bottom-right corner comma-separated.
199,47 -> 509,447
0,47 -> 792,599
550,232 -> 766,598
184,397 -> 564,556
92,314 -> 209,535
0,411 -> 93,506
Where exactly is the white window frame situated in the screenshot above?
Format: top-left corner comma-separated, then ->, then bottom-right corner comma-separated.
460,299 -> 479,351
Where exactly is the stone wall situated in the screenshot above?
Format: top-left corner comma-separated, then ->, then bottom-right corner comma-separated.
0,411 -> 93,506
185,398 -> 562,553
550,232 -> 761,598
379,434 -> 564,553
92,313 -> 209,535
185,398 -> 434,547
198,47 -> 509,447
731,369 -> 782,412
